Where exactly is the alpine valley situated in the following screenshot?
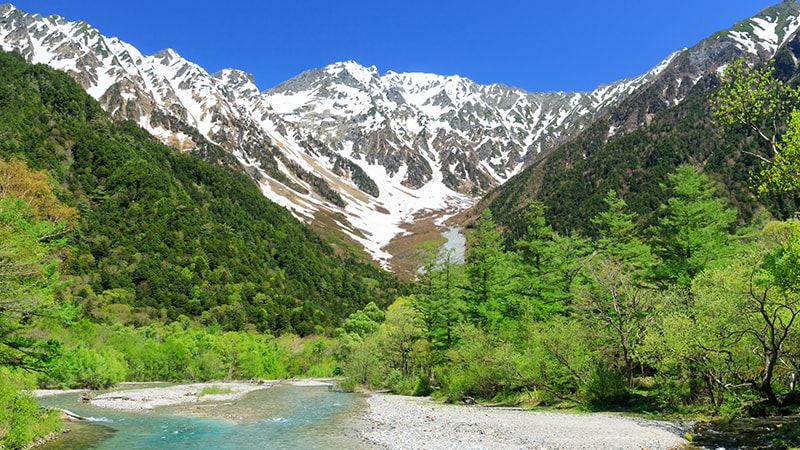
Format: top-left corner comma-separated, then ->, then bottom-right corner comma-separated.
0,2 -> 799,272
8,3 -> 800,449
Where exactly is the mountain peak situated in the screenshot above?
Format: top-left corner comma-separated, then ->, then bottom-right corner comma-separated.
710,1 -> 800,57
324,60 -> 379,86
153,48 -> 182,63
213,68 -> 257,88
2,3 -> 797,271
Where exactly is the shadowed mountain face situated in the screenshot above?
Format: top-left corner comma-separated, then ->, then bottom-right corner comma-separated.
1,2 -> 798,268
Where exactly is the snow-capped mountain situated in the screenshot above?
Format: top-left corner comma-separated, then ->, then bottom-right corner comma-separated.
0,2 -> 798,270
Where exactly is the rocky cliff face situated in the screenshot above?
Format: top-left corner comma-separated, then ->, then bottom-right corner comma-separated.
1,2 -> 797,269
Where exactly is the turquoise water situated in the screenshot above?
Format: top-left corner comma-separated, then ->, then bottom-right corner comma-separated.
37,385 -> 374,449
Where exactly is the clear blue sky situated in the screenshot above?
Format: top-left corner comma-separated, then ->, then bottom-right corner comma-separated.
8,1 -> 785,92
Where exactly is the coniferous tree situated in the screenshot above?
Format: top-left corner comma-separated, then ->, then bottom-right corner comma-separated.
461,209 -> 516,329
649,165 -> 737,288
514,201 -> 583,320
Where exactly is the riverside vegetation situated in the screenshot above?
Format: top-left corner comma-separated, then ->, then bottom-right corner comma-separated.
1,48 -> 800,449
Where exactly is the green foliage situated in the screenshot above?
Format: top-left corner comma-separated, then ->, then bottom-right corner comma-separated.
274,334 -> 339,378
197,385 -> 233,397
440,324 -> 517,401
0,158 -> 73,371
340,302 -> 383,338
341,336 -> 385,390
0,372 -> 61,449
513,201 -> 583,321
38,344 -> 127,389
649,164 -> 738,287
0,50 -> 404,335
414,247 -> 464,355
711,58 -> 798,152
712,57 -> 800,195
462,209 -> 518,330
582,363 -> 629,406
769,109 -> 800,193
327,159 -> 800,418
36,319 -> 346,387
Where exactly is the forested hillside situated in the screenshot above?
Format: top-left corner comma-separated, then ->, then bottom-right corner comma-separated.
0,50 -> 402,336
6,18 -> 800,447
478,51 -> 800,240
330,41 -> 800,434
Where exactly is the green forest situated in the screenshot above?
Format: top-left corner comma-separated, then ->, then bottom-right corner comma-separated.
0,50 -> 404,447
1,45 -> 800,448
332,58 -> 800,440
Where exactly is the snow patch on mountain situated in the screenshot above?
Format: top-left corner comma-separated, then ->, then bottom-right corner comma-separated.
2,2 -> 798,269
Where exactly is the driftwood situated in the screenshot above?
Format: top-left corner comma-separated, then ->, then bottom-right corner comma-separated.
59,408 -> 87,421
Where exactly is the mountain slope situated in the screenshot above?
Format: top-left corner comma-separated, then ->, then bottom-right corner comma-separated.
0,50 -> 402,335
0,3 -> 673,268
474,2 -> 800,238
1,3 -> 798,270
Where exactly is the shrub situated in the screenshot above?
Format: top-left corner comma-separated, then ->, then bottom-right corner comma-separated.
0,375 -> 61,449
39,345 -> 127,389
197,386 -> 233,397
582,363 -> 628,406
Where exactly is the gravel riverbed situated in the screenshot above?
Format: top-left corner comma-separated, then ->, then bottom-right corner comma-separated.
359,394 -> 689,450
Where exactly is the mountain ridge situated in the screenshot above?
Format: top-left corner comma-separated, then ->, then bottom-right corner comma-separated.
0,2 -> 797,271
473,1 -> 800,240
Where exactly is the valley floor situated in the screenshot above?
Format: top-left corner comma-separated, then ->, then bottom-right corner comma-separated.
359,393 -> 690,450
33,382 -> 691,449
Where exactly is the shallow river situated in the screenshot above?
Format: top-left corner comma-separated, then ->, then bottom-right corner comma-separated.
37,384 -> 373,449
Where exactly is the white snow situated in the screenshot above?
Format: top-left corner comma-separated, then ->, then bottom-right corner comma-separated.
2,1 -> 773,269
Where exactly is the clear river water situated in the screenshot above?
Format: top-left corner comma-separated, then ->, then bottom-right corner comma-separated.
36,384 -> 374,449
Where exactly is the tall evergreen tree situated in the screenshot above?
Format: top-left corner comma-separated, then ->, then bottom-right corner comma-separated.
514,201 -> 583,320
649,165 -> 737,287
462,209 -> 515,329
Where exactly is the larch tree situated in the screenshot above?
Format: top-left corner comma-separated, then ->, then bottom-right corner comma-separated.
649,165 -> 737,288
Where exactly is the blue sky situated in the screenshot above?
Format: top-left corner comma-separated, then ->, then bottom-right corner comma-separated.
9,1 -> 783,92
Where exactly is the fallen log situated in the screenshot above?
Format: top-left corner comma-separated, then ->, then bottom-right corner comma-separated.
59,408 -> 87,422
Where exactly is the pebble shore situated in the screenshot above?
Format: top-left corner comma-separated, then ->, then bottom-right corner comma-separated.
359,394 -> 689,450
88,381 -> 270,410
31,379 -> 337,411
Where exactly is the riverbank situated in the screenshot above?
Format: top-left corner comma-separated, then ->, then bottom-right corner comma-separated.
30,379 -> 335,411
32,382 -> 691,449
359,393 -> 690,449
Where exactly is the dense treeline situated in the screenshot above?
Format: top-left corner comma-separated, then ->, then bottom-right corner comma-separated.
0,151 -> 352,448
341,171 -> 800,417
0,50 -> 402,336
336,59 -> 800,421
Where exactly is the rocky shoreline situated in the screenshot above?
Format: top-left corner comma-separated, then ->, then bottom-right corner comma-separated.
359,393 -> 690,450
30,379 -> 334,411
32,382 -> 691,449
